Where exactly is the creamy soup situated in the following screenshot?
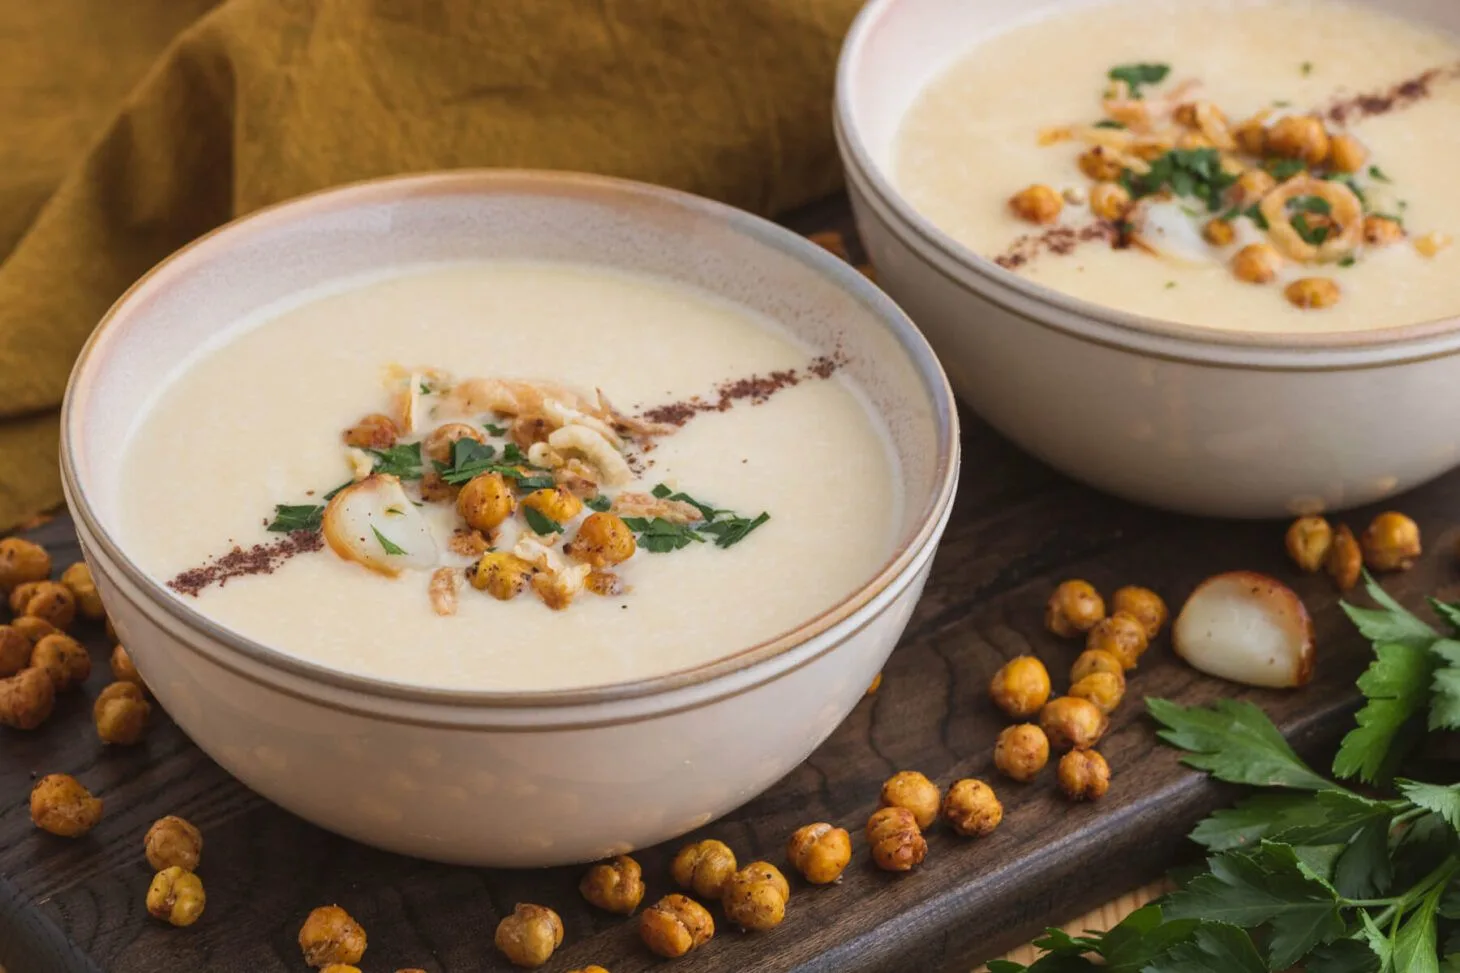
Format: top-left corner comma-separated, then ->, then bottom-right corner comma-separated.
895,0 -> 1460,332
118,262 -> 900,691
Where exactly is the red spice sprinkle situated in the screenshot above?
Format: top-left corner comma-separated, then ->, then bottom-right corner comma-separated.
997,221 -> 1117,270
637,352 -> 847,428
1325,64 -> 1456,125
167,530 -> 324,597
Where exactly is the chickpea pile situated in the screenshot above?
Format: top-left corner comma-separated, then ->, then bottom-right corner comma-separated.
1285,510 -> 1421,591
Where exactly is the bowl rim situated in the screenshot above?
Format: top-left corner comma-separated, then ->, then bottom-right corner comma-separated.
835,0 -> 1460,358
60,169 -> 960,710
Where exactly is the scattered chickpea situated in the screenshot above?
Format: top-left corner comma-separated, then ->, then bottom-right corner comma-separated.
1089,182 -> 1131,222
145,815 -> 203,871
471,552 -> 536,601
18,581 -> 77,630
521,486 -> 583,526
1362,215 -> 1405,247
1069,671 -> 1126,715
457,472 -> 515,532
1231,243 -> 1283,284
639,894 -> 714,959
1285,516 -> 1334,573
31,633 -> 90,692
1233,115 -> 1269,155
565,513 -> 637,567
422,422 -> 486,464
0,667 -> 55,729
7,580 -> 40,616
1266,115 -> 1330,167
342,413 -> 399,449
94,681 -> 150,745
1327,133 -> 1368,174
671,839 -> 738,900
1045,580 -> 1105,637
299,905 -> 368,968
787,823 -> 853,884
988,655 -> 1052,720
111,644 -> 143,685
1233,168 -> 1277,204
1070,649 -> 1125,685
1414,231 -> 1452,257
865,672 -> 883,696
579,855 -> 645,915
584,570 -> 625,597
1058,749 -> 1112,802
722,861 -> 790,931
0,626 -> 30,677
30,774 -> 102,837
146,867 -> 206,927
994,723 -> 1050,783
1086,611 -> 1149,669
1326,524 -> 1363,591
320,967 -> 361,973
1202,218 -> 1235,247
566,968 -> 610,973
59,562 -> 106,621
494,903 -> 563,969
1361,512 -> 1421,572
1110,586 -> 1167,640
942,778 -> 1003,838
1040,696 -> 1110,751
1078,147 -> 1124,182
1009,184 -> 1063,224
865,806 -> 927,871
12,616 -> 58,644
0,537 -> 50,593
879,770 -> 941,830
1285,277 -> 1341,310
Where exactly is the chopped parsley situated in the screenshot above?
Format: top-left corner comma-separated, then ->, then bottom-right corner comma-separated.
585,495 -> 612,512
523,506 -> 563,536
622,517 -> 706,553
322,480 -> 353,501
1291,213 -> 1330,245
1121,148 -> 1236,212
1164,281 -> 1177,289
1244,203 -> 1270,230
371,525 -> 406,556
267,504 -> 324,533
1107,62 -> 1170,98
650,483 -> 731,521
699,512 -> 771,549
383,505 -> 405,516
1338,255 -> 1357,267
418,382 -> 434,394
1287,196 -> 1333,245
1093,119 -> 1126,130
1288,195 -> 1332,215
1368,164 -> 1391,183
368,442 -> 425,480
483,421 -> 508,437
1264,158 -> 1306,181
433,438 -> 552,489
1300,61 -> 1313,76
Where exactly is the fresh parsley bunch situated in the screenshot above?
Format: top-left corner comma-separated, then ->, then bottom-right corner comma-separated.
992,575 -> 1460,973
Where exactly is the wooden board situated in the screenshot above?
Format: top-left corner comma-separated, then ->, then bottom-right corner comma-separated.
2,198 -> 1456,973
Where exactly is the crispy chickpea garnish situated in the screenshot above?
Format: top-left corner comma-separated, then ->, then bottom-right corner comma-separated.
1231,243 -> 1283,284
521,486 -> 583,526
457,472 -> 515,532
1110,586 -> 1167,640
566,967 -> 610,973
994,723 -> 1050,783
12,615 -> 58,644
495,903 -> 563,969
320,967 -> 361,973
147,867 -> 206,927
1069,671 -> 1126,715
1326,524 -> 1363,591
300,905 -> 367,968
30,774 -> 102,836
8,581 -> 40,616
1361,512 -> 1421,572
1327,133 -> 1368,173
1202,218 -> 1236,247
1233,115 -> 1269,155
565,512 -> 637,567
1233,168 -> 1277,204
32,633 -> 91,691
0,626 -> 30,677
1071,649 -> 1125,685
94,681 -> 150,745
0,668 -> 56,729
866,672 -> 883,696
1285,516 -> 1334,573
1046,580 -> 1105,637
671,839 -> 738,900
866,806 -> 927,871
1058,749 -> 1112,801
639,894 -> 714,958
1086,611 -> 1149,669
580,855 -> 645,915
879,770 -> 941,829
1415,231 -> 1452,257
1078,147 -> 1124,182
942,778 -> 1003,838
1040,696 -> 1110,751
1266,115 -> 1330,167
988,655 -> 1052,719
1285,277 -> 1341,309
1009,184 -> 1063,224
0,537 -> 51,593
145,816 -> 203,871
1363,215 -> 1405,247
1089,182 -> 1132,222
470,552 -> 536,601
60,562 -> 106,620
422,421 -> 486,464
787,823 -> 853,884
723,861 -> 790,931
109,644 -> 142,686
18,581 -> 77,630
342,413 -> 399,450
584,570 -> 626,597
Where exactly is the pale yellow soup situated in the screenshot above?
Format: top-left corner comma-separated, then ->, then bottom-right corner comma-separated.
895,0 -> 1460,333
119,262 -> 901,692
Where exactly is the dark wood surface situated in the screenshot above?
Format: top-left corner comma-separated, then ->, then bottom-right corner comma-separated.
2,199 -> 1457,973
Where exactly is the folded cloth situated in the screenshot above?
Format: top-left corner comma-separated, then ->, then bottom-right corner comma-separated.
0,0 -> 860,531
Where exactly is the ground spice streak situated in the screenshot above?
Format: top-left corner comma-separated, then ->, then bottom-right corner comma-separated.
636,353 -> 846,428
167,530 -> 324,597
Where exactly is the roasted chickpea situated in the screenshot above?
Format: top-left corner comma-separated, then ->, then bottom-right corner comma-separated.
1070,649 -> 1125,685
580,855 -> 645,915
8,580 -> 41,616
879,770 -> 941,829
1327,133 -> 1368,173
1415,231 -> 1452,257
19,581 -> 77,630
1086,611 -> 1149,669
942,778 -> 1003,838
1078,147 -> 1124,182
1070,671 -> 1126,715
1110,586 -> 1167,640
422,422 -> 486,464
1202,218 -> 1236,246
11,615 -> 58,644
32,633 -> 91,691
671,838 -> 738,900
722,862 -> 790,931
865,672 -> 883,696
994,723 -> 1051,783
1058,749 -> 1112,801
457,472 -> 514,532
1233,168 -> 1277,204
1361,512 -> 1422,572
787,823 -> 853,884
583,570 -> 625,597
110,644 -> 143,685
1089,182 -> 1131,221
1286,276 -> 1341,309
0,537 -> 50,593
988,655 -> 1052,719
320,967 -> 361,973
1363,215 -> 1405,247
59,562 -> 106,620
0,667 -> 55,729
1040,696 -> 1110,751
1327,524 -> 1362,591
0,626 -> 30,677
1231,242 -> 1283,284
565,512 -> 636,567
146,867 -> 205,927
495,903 -> 563,969
299,905 -> 367,968
1266,115 -> 1330,167
1234,115 -> 1269,155
1045,580 -> 1105,637
94,681 -> 150,745
1280,516 -> 1331,573
865,806 -> 927,871
521,486 -> 583,526
565,968 -> 610,973
470,552 -> 535,601
639,894 -> 714,958
1009,184 -> 1063,224
342,413 -> 399,449
145,815 -> 203,871
30,774 -> 102,836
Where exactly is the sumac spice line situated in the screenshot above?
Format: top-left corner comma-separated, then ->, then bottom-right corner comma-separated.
167,531 -> 323,597
1325,62 -> 1460,125
636,353 -> 846,429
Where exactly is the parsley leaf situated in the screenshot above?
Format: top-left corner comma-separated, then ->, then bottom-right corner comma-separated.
1395,885 -> 1444,973
1369,165 -> 1392,183
267,504 -> 324,533
1266,158 -> 1307,181
522,506 -> 562,536
1342,577 -> 1438,648
1145,922 -> 1266,973
1191,793 -> 1337,851
1094,119 -> 1127,130
1097,906 -> 1201,971
1293,213 -> 1332,245
370,525 -> 406,556
622,517 -> 705,554
585,495 -> 612,512
1148,698 -> 1332,791
483,421 -> 508,436
1304,938 -> 1387,973
1125,148 -> 1237,211
434,438 -> 553,488
368,441 -> 424,479
1333,641 -> 1439,784
1108,62 -> 1170,97
1398,780 -> 1460,833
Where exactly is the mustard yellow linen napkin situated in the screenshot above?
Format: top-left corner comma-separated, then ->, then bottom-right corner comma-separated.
0,0 -> 861,531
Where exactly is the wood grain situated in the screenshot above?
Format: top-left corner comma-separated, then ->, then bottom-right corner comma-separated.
1,198 -> 1456,973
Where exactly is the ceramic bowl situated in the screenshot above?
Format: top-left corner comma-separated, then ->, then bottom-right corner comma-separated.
60,171 -> 959,867
835,0 -> 1460,519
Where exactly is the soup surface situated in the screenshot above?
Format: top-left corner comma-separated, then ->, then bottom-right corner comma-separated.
118,261 -> 901,691
895,0 -> 1460,333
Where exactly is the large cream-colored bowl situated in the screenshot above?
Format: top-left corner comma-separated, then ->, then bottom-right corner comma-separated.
836,0 -> 1460,519
60,172 -> 959,867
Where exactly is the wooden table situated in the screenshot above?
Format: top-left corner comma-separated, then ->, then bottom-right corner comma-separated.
1,198 -> 1455,973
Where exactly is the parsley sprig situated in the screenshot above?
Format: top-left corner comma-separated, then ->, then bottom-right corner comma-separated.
1107,62 -> 1170,98
434,438 -> 554,490
624,484 -> 771,553
267,504 -> 324,533
1121,149 -> 1237,212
